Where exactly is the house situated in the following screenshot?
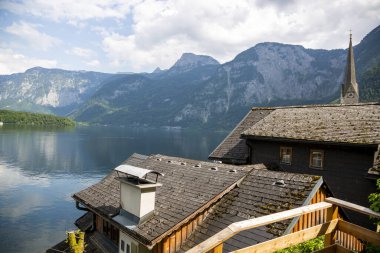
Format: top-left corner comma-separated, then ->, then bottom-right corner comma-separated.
209,34 -> 380,228
49,153 -> 336,253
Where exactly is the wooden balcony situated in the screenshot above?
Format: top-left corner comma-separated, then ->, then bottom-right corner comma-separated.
185,197 -> 380,253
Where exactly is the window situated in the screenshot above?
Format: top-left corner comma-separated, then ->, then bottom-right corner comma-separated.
310,150 -> 324,169
279,147 -> 292,165
121,240 -> 125,252
126,244 -> 130,253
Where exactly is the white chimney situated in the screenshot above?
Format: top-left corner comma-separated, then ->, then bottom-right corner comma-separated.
114,165 -> 163,224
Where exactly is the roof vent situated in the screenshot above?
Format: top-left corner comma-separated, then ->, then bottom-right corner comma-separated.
273,179 -> 286,187
228,169 -> 237,173
167,160 -> 172,163
209,167 -> 218,171
113,164 -> 163,222
181,162 -> 187,165
194,164 -> 201,168
157,158 -> 162,161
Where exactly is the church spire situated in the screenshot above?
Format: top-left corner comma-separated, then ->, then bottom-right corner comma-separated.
341,31 -> 359,104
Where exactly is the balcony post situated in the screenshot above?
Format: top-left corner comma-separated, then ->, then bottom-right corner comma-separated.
324,204 -> 338,247
210,243 -> 223,253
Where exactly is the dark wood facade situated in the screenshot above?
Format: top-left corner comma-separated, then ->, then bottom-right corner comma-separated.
247,139 -> 378,228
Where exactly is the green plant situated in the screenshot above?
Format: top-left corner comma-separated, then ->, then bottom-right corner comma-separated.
275,236 -> 324,253
369,178 -> 380,226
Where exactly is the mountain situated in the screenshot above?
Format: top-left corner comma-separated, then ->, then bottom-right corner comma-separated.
1,26 -> 379,130
0,67 -> 111,115
167,53 -> 220,74
71,55 -> 220,126
172,43 -> 346,128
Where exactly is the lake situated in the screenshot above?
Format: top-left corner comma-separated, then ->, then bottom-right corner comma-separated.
0,125 -> 227,253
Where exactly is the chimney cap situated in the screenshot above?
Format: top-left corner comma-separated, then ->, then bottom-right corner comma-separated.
115,164 -> 164,180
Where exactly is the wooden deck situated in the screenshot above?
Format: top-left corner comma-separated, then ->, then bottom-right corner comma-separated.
185,197 -> 380,253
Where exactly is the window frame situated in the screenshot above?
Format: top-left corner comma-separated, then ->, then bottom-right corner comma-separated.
309,149 -> 324,169
279,146 -> 292,165
121,240 -> 125,252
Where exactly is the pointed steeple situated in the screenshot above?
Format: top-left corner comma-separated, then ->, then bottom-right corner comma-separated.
341,31 -> 359,104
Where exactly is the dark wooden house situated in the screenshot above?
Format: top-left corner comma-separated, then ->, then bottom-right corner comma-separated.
51,153 -> 335,253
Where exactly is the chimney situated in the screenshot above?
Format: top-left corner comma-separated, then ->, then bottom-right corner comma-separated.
113,164 -> 163,225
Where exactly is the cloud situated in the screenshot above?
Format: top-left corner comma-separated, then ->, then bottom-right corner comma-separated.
0,48 -> 57,74
65,47 -> 95,58
100,0 -> 380,72
5,21 -> 61,51
1,0 -> 379,74
85,59 -> 100,66
1,0 -> 137,22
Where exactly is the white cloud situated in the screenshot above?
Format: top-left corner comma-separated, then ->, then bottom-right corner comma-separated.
5,21 -> 61,51
1,0 -> 379,73
85,59 -> 100,66
1,0 -> 138,22
99,0 -> 380,72
65,47 -> 95,58
0,48 -> 57,74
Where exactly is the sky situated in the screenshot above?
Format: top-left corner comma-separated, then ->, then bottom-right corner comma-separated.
0,0 -> 379,75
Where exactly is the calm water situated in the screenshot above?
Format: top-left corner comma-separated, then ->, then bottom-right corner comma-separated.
0,125 -> 227,253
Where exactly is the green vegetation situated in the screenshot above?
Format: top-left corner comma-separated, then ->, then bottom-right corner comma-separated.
0,109 -> 75,127
369,178 -> 380,226
275,236 -> 324,253
367,178 -> 380,253
360,64 -> 380,102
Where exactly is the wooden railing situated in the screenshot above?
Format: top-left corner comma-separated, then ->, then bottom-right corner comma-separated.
185,197 -> 380,253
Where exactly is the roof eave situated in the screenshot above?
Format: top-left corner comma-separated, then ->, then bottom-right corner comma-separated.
72,194 -> 154,248
241,135 -> 379,148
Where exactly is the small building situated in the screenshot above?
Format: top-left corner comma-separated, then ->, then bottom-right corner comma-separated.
57,153 -> 334,253
209,34 -> 380,228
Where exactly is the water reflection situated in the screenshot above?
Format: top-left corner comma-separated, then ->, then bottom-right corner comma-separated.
0,125 -> 227,253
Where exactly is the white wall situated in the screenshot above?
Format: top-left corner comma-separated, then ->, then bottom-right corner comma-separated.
119,231 -> 139,253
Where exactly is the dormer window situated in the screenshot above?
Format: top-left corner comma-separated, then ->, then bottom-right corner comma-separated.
279,147 -> 292,165
310,150 -> 324,169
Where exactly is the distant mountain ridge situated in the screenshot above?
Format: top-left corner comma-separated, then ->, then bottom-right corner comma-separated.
0,25 -> 379,130
0,67 -> 111,115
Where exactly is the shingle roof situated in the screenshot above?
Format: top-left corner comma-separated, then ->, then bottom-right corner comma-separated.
209,108 -> 274,163
73,153 -> 323,251
210,103 -> 380,173
73,153 -> 256,246
242,103 -> 380,145
179,170 -> 322,252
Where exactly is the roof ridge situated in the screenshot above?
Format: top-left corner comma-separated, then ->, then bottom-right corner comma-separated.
251,102 -> 379,111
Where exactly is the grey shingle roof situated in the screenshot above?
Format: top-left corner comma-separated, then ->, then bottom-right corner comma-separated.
242,104 -> 380,145
73,153 -> 322,251
179,170 -> 322,252
209,108 -> 274,163
73,153 -> 256,246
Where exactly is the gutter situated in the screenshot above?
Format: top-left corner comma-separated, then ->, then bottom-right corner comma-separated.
75,201 -> 96,232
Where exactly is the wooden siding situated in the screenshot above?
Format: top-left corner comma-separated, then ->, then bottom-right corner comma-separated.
248,139 -> 377,228
153,210 -> 208,253
292,190 -> 365,251
292,188 -> 329,232
94,214 -> 119,245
